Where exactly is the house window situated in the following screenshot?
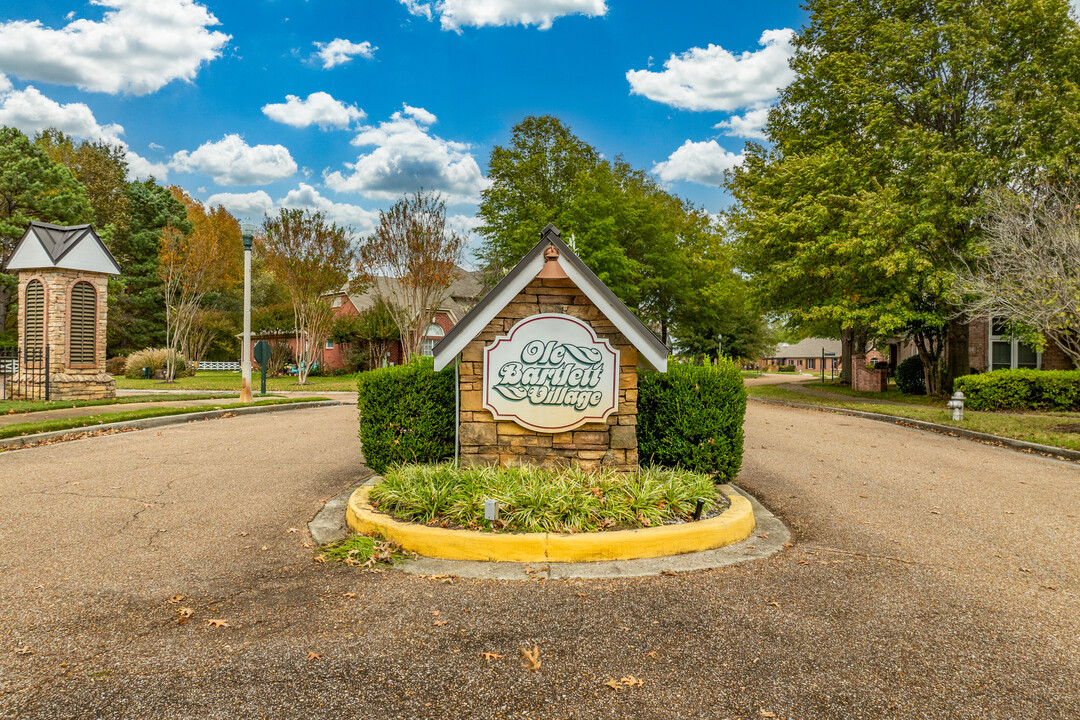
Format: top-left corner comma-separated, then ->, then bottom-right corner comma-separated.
331,296 -> 342,308
23,280 -> 45,351
990,317 -> 1039,371
325,339 -> 334,350
69,281 -> 97,365
420,322 -> 445,357
806,358 -> 815,370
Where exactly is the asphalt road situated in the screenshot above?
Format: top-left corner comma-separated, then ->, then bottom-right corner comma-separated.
0,402 -> 1076,719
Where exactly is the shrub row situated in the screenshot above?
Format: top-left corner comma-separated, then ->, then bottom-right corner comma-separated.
954,369 -> 1080,411
356,357 -> 747,481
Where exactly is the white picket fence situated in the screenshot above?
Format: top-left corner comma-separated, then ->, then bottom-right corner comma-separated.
194,361 -> 241,372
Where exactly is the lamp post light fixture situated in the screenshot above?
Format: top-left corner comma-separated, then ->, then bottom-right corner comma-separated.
240,223 -> 256,403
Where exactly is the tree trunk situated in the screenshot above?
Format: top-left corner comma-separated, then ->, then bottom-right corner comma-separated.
840,327 -> 854,386
944,320 -> 970,393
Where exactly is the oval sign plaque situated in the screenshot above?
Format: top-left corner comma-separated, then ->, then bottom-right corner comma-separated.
483,314 -> 620,433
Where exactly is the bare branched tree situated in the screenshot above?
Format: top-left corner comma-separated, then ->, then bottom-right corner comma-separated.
359,191 -> 465,363
158,189 -> 241,381
261,209 -> 358,384
955,183 -> 1080,368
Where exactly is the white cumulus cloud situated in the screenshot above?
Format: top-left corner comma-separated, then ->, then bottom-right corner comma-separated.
627,29 -> 795,112
324,104 -> 487,203
313,38 -> 376,69
205,190 -> 275,219
652,140 -> 744,187
400,0 -> 606,31
0,84 -> 124,144
278,184 -> 380,232
0,0 -> 230,95
0,78 -> 167,180
262,92 -> 365,130
171,135 -> 298,186
714,106 -> 770,141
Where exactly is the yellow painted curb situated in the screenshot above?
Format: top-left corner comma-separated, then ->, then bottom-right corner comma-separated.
345,484 -> 755,563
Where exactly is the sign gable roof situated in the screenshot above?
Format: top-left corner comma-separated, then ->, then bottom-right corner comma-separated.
5,221 -> 121,276
434,224 -> 668,372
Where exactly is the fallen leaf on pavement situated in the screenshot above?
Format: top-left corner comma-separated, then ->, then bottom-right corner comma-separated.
14,647 -> 32,655
930,510 -> 941,515
481,652 -> 505,660
660,570 -> 677,576
757,533 -> 769,539
307,651 -> 322,661
343,592 -> 357,598
620,676 -> 644,687
205,619 -> 229,628
433,620 -> 447,626
783,542 -> 794,548
768,601 -> 781,609
431,611 -> 440,616
168,594 -> 186,604
287,528 -> 299,533
575,592 -> 588,598
604,678 -> 622,691
520,645 -> 541,671
175,607 -> 194,624
760,712 -> 777,718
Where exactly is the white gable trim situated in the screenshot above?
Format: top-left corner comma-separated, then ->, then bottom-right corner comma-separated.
434,227 -> 668,372
433,253 -> 545,370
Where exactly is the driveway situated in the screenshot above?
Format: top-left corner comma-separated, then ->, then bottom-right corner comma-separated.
0,403 -> 1076,718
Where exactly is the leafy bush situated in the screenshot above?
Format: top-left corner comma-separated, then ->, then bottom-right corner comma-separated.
123,348 -> 188,378
778,364 -> 798,373
369,463 -> 724,533
895,355 -> 927,395
106,355 -> 127,375
954,369 -> 1080,411
356,357 -> 455,473
638,359 -> 746,482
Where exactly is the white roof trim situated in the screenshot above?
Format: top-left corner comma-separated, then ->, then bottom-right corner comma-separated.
433,253 -> 545,370
434,225 -> 668,372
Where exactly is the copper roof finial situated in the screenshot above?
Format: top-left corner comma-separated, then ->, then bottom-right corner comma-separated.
536,242 -> 567,279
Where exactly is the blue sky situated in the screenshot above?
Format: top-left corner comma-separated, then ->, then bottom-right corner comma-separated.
0,0 -> 810,260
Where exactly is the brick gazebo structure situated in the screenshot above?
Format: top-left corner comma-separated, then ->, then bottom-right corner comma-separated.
6,221 -> 121,400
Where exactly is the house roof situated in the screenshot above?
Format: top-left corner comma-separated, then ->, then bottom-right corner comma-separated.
343,267 -> 485,324
433,224 -> 669,372
768,337 -> 841,359
5,221 -> 121,275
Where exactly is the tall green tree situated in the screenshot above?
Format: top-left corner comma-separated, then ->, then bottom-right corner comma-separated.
479,115 -> 740,348
35,129 -> 130,244
107,180 -> 188,354
728,0 -> 1080,393
0,127 -> 93,343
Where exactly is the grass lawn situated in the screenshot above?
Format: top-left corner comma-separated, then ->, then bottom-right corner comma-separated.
114,370 -> 360,393
369,463 -> 727,534
800,380 -> 943,407
748,384 -> 1080,452
0,396 -> 327,440
0,392 -> 242,415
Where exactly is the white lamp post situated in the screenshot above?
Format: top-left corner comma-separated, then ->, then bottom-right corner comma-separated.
240,223 -> 255,403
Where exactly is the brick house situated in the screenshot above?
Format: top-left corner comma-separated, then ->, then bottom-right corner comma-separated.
763,337 -> 844,374
248,268 -> 485,371
891,316 -> 1075,375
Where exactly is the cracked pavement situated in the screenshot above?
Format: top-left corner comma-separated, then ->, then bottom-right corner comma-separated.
0,402 -> 1078,719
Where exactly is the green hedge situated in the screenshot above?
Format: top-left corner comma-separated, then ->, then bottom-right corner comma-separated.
895,355 -> 926,395
356,356 -> 747,481
356,357 -> 456,473
637,359 -> 747,482
954,369 -> 1080,411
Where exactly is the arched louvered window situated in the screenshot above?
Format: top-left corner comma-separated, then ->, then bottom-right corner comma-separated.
69,281 -> 97,366
23,280 -> 45,351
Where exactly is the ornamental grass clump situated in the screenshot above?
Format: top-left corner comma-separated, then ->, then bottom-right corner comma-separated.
368,463 -> 726,533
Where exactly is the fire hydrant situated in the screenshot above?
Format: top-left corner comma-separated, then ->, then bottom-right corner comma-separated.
947,390 -> 965,421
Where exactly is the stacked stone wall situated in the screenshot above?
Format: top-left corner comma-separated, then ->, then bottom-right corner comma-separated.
458,276 -> 638,471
